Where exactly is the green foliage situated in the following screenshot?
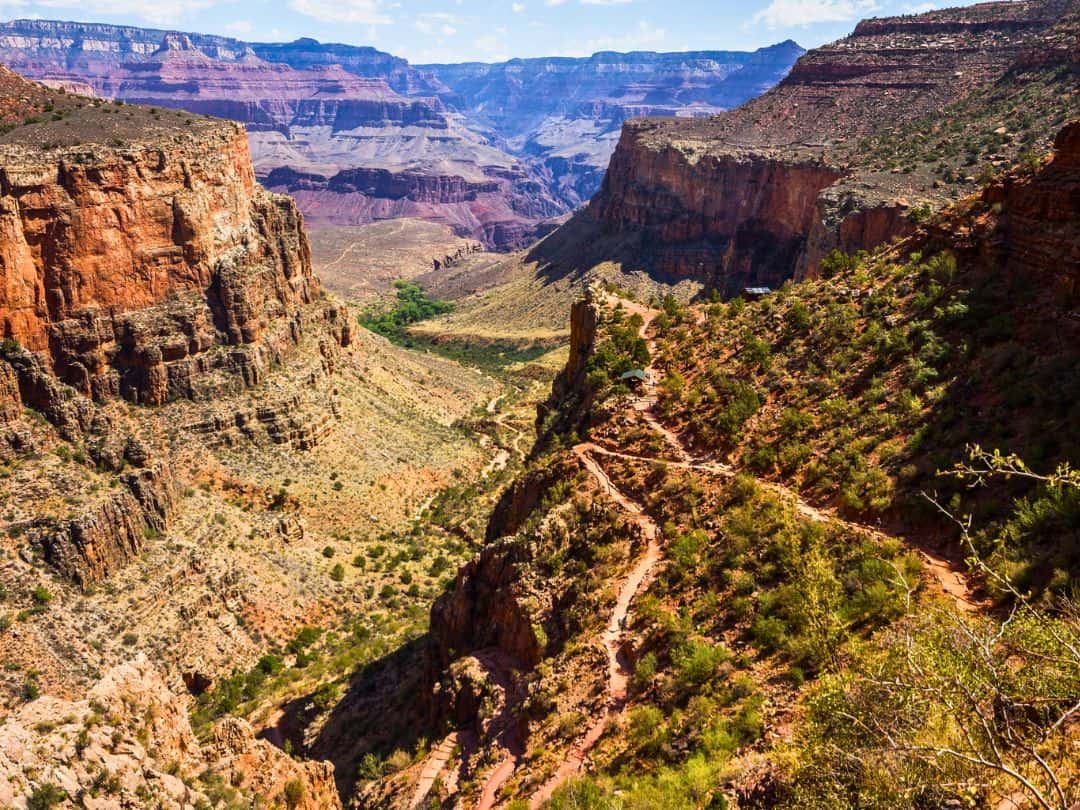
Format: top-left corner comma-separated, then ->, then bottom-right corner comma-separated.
587,313 -> 651,387
283,779 -> 304,809
27,784 -> 66,810
359,281 -> 454,341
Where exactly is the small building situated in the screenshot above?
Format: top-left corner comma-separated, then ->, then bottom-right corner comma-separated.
620,369 -> 648,389
744,287 -> 773,301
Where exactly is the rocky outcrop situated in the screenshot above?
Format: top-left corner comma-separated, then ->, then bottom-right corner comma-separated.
592,133 -> 842,289
978,120 -> 1080,302
209,718 -> 341,810
37,464 -> 176,588
0,118 -> 348,415
426,539 -> 543,722
585,0 -> 1078,290
0,68 -> 353,586
0,656 -> 341,809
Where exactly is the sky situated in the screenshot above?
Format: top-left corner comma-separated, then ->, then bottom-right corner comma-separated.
0,0 -> 967,64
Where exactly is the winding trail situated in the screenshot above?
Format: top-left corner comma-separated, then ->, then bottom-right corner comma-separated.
419,291 -> 983,809
602,291 -> 980,612
410,732 -> 461,809
527,446 -> 664,809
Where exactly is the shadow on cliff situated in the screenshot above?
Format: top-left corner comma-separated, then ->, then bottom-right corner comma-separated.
264,636 -> 432,802
526,210 -> 662,285
526,208 -> 796,299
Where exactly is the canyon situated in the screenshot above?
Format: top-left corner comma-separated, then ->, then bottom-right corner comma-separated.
0,19 -> 802,250
0,63 -> 529,808
0,0 -> 1077,807
571,0 -> 1079,292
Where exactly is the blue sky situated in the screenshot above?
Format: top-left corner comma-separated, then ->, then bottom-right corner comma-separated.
2,0 -> 964,63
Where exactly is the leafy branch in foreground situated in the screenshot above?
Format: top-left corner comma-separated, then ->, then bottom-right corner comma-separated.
787,449 -> 1080,810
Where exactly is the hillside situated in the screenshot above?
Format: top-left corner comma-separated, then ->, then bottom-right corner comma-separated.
364,121 -> 1080,809
0,67 -> 539,808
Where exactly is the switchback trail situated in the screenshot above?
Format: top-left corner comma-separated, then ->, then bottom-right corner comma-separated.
599,291 -> 981,612
527,445 -> 664,808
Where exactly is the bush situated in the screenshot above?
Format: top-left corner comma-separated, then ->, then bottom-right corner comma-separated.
674,640 -> 730,691
27,784 -> 66,810
330,563 -> 345,582
283,779 -> 304,809
627,705 -> 669,756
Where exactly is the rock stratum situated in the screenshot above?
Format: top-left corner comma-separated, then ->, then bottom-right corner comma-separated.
576,0 -> 1079,293
420,42 -> 806,207
0,656 -> 340,809
0,20 -> 803,248
0,64 -> 364,805
0,64 -> 353,588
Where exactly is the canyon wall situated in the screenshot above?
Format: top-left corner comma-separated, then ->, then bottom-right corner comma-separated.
420,42 -> 805,206
0,21 -> 806,246
0,66 -> 352,587
583,0 -> 1078,289
0,21 -> 565,250
0,656 -> 341,809
0,125 -> 346,409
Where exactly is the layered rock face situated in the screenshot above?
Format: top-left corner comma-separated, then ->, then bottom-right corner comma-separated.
0,656 -> 341,809
0,21 -> 804,247
0,124 -> 337,408
420,43 -> 805,206
586,0 -> 1079,289
982,120 -> 1080,301
0,67 -> 352,587
0,20 -> 567,250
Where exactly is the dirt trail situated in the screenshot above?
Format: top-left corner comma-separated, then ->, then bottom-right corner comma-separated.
472,650 -> 527,810
527,445 -> 664,809
410,732 -> 461,809
599,291 -> 981,612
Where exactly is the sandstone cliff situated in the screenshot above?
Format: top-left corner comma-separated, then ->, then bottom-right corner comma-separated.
0,21 -> 568,250
420,42 -> 806,206
0,117 -> 344,409
582,0 -> 1079,291
0,67 -> 351,587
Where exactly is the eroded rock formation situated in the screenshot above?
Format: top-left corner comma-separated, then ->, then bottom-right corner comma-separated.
0,656 -> 341,809
585,0 -> 1079,291
0,67 -> 352,586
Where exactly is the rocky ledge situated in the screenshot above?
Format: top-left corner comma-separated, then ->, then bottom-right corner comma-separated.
585,0 -> 1078,291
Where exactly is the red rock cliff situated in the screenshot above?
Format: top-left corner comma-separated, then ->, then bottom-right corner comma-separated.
585,0 -> 1077,291
0,123 -> 345,410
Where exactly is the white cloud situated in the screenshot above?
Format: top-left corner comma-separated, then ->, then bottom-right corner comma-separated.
5,0 -> 221,25
415,11 -> 460,36
580,0 -> 633,4
512,1 -> 526,11
288,0 -> 392,26
224,20 -> 253,34
577,19 -> 665,54
753,0 -> 878,27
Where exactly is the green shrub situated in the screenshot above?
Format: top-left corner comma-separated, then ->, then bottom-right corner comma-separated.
283,779 -> 304,809
27,784 -> 66,810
